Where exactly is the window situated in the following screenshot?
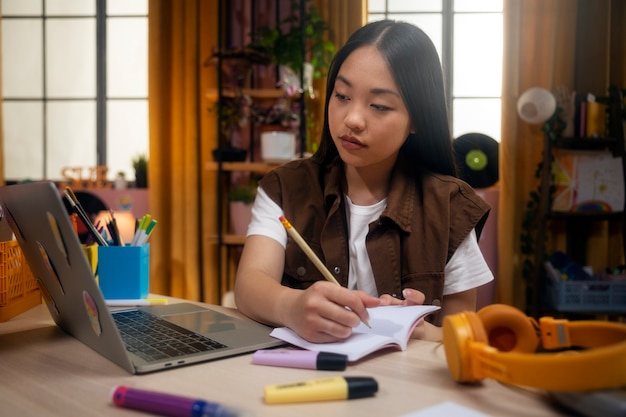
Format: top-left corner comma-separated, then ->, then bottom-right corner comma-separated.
368,0 -> 503,142
1,0 -> 148,182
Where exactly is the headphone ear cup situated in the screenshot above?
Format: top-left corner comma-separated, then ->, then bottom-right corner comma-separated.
477,304 -> 539,353
443,311 -> 488,383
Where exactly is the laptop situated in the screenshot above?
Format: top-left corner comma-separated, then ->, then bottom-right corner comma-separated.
0,181 -> 283,374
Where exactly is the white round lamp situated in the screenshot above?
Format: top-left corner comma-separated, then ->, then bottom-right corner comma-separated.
517,87 -> 556,124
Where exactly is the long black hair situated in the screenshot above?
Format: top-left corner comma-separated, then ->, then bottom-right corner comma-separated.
312,20 -> 457,178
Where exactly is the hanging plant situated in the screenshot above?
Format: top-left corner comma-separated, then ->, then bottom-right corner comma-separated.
520,115 -> 562,285
248,0 -> 335,84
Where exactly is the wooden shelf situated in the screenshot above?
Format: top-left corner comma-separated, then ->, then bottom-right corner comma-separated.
206,88 -> 297,102
553,137 -> 618,150
207,234 -> 246,245
528,101 -> 626,317
204,161 -> 280,173
548,211 -> 624,220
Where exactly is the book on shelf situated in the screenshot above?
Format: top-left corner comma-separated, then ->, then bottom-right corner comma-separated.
269,305 -> 441,362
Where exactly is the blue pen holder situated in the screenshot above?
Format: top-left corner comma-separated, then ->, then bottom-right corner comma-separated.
98,244 -> 149,299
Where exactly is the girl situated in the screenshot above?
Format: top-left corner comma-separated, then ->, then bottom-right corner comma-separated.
234,20 -> 493,343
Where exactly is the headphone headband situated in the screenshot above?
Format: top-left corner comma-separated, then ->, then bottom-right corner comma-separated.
471,337 -> 626,391
443,305 -> 626,391
540,318 -> 626,349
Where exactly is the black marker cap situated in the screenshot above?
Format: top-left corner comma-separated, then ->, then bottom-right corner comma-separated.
345,376 -> 379,399
316,352 -> 349,370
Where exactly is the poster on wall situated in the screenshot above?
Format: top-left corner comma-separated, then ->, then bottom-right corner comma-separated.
551,150 -> 624,213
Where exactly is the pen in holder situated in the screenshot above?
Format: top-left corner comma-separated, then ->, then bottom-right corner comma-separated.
83,244 -> 99,284
98,244 -> 150,299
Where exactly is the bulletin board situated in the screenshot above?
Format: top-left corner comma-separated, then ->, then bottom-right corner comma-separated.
551,150 -> 624,213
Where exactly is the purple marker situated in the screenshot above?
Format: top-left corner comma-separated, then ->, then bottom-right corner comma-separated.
252,349 -> 348,371
111,386 -> 249,417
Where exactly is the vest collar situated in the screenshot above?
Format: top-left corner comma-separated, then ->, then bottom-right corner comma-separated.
321,156 -> 416,233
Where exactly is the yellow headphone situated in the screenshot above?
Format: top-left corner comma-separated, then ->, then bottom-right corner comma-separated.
442,304 -> 626,391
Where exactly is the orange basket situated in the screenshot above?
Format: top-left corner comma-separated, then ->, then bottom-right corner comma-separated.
0,240 -> 41,322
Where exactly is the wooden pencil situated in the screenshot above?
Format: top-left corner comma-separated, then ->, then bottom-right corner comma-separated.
279,215 -> 370,328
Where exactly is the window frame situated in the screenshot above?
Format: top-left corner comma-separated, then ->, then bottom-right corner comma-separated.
1,0 -> 148,182
367,0 -> 503,141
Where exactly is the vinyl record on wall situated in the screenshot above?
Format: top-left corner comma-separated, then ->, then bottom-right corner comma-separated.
453,133 -> 499,189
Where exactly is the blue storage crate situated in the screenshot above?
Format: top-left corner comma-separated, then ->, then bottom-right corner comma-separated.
546,278 -> 626,312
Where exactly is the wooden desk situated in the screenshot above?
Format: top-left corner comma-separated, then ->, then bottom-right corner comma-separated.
0,303 -> 570,417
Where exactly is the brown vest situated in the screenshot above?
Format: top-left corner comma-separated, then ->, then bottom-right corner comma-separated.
260,156 -> 490,320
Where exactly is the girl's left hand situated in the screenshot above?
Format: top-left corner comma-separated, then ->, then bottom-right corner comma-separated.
379,288 -> 440,340
379,288 -> 426,306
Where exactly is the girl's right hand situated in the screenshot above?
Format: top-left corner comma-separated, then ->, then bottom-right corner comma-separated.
281,281 -> 381,343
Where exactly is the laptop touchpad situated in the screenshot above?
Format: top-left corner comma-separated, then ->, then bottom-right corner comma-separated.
164,310 -> 251,334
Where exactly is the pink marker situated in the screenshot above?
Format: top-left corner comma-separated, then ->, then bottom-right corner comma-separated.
252,349 -> 348,371
111,386 -> 246,417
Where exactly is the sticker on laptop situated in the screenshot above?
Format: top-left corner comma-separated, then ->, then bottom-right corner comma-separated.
46,211 -> 70,266
37,278 -> 60,319
36,241 -> 65,294
83,290 -> 102,336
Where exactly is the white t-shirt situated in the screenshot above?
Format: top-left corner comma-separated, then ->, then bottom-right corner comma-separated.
247,187 -> 493,297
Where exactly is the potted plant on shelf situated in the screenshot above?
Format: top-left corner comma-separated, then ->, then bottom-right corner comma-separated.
132,154 -> 148,188
253,98 -> 300,163
205,47 -> 270,89
253,97 -> 300,131
248,0 -> 335,98
228,180 -> 257,236
211,93 -> 253,162
114,171 -> 127,190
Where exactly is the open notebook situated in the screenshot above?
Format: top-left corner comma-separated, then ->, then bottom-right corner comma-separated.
271,304 -> 440,361
0,181 -> 283,374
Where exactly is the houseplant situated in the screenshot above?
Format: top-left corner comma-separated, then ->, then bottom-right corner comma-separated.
211,94 -> 252,162
252,98 -> 300,162
206,46 -> 270,89
132,154 -> 148,188
253,97 -> 300,130
206,47 -> 270,161
228,180 -> 257,236
114,171 -> 127,190
248,0 -> 335,97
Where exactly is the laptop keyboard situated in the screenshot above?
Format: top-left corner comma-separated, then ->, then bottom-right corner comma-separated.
112,310 -> 228,362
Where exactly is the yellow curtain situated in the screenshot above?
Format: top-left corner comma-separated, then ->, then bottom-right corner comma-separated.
304,0 -> 365,150
499,0 -> 624,309
320,0 -> 366,46
148,0 -> 205,300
